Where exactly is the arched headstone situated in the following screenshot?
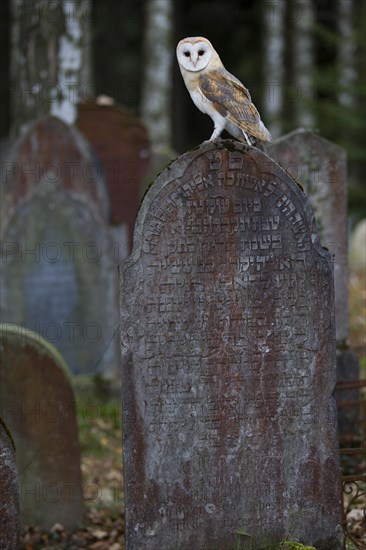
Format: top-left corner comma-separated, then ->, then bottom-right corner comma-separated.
120,140 -> 343,549
2,115 -> 109,230
0,324 -> 83,529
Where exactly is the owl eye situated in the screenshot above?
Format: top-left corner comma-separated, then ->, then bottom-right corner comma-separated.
198,50 -> 205,56
184,51 -> 190,57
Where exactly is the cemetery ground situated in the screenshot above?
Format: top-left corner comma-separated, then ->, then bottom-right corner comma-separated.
19,270 -> 365,550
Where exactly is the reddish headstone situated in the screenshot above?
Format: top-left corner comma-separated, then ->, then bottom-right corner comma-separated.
2,115 -> 109,230
0,324 -> 83,530
120,140 -> 343,549
77,102 -> 150,252
0,418 -> 20,549
266,129 -> 348,344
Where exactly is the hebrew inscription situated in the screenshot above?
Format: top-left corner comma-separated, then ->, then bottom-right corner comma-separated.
120,141 -> 343,549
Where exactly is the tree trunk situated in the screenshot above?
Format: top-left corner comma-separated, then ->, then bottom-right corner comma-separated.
140,0 -> 173,149
337,0 -> 356,107
262,0 -> 285,138
292,0 -> 315,127
10,0 -> 91,137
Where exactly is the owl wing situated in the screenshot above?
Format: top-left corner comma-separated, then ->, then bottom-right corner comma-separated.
199,69 -> 272,142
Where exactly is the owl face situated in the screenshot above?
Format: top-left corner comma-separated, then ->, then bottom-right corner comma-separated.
176,37 -> 213,72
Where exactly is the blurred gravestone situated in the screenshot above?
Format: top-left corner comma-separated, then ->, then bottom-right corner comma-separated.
266,128 -> 359,439
120,140 -> 343,549
77,101 -> 151,257
1,115 -> 109,226
0,116 -> 118,376
0,324 -> 83,529
266,128 -> 348,344
0,418 -> 20,549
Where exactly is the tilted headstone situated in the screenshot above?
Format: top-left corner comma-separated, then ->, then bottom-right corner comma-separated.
120,140 -> 343,549
266,128 -> 348,344
0,324 -> 83,529
1,116 -> 118,376
0,418 -> 20,549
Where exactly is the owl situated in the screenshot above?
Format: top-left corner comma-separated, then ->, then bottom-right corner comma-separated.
176,37 -> 272,145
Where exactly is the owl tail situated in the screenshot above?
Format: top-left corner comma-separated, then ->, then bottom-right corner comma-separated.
257,120 -> 273,142
241,120 -> 272,145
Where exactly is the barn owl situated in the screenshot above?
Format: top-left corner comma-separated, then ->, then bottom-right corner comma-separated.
176,37 -> 272,145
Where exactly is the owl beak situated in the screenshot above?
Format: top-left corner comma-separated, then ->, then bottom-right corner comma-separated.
192,53 -> 199,67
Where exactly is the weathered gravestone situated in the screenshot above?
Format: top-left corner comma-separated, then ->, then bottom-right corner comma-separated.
0,418 -> 20,549
1,115 -> 118,376
120,140 -> 343,549
266,128 -> 348,344
0,324 -> 83,529
266,129 -> 359,439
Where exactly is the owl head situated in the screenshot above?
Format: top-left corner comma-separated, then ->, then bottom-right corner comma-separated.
176,37 -> 219,72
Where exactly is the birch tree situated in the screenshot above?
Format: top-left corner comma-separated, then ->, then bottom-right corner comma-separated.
140,0 -> 173,149
292,0 -> 315,128
337,0 -> 356,107
10,0 -> 91,137
262,0 -> 285,138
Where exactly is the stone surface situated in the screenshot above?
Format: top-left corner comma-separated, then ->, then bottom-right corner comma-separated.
0,324 -> 83,529
120,140 -> 343,549
77,101 -> 151,253
266,128 -> 348,343
0,418 -> 20,549
0,115 -> 118,375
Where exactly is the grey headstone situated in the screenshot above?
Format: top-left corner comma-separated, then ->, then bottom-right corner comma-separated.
266,128 -> 348,344
0,418 -> 20,549
120,140 -> 343,549
1,188 -> 118,376
0,324 -> 83,529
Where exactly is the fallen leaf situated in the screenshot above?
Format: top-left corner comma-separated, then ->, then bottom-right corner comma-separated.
90,528 -> 108,539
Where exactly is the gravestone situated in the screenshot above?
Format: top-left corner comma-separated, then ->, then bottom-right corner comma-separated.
266,129 -> 359,440
1,115 -> 109,230
77,101 -> 151,256
0,324 -> 83,529
1,116 -> 118,376
0,418 -> 20,549
120,140 -> 343,549
266,129 -> 348,344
